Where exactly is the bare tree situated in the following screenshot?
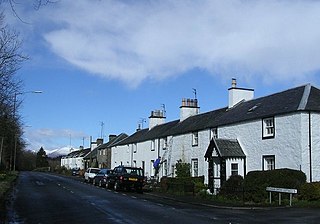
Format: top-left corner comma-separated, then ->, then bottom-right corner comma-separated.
0,12 -> 28,170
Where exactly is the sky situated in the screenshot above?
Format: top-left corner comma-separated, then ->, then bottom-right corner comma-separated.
2,0 -> 320,154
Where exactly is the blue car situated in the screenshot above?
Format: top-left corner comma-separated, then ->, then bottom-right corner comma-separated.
92,168 -> 112,187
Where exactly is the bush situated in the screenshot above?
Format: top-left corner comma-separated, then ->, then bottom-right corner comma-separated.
243,169 -> 306,203
219,175 -> 244,200
299,182 -> 320,201
175,162 -> 191,178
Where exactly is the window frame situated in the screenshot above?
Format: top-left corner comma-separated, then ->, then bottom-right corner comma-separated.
262,155 -> 275,171
151,140 -> 155,151
262,117 -> 275,139
162,137 -> 168,150
192,131 -> 199,146
191,158 -> 199,177
231,163 -> 238,176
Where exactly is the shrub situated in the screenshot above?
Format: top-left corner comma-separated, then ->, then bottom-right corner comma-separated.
299,182 -> 320,201
160,176 -> 205,195
219,175 -> 244,200
243,169 -> 306,203
175,162 -> 191,178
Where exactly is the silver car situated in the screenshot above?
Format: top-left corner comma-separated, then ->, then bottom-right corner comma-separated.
84,168 -> 100,183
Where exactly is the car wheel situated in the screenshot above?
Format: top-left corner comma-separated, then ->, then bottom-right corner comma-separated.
114,181 -> 120,191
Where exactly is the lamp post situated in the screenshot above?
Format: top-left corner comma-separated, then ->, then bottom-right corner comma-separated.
12,90 -> 42,171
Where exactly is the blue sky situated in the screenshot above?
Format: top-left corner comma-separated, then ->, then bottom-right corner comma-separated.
3,0 -> 320,154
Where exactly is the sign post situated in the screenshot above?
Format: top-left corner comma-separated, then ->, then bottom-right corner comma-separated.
266,187 -> 297,206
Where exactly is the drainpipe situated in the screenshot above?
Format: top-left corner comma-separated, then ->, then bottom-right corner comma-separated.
309,111 -> 312,182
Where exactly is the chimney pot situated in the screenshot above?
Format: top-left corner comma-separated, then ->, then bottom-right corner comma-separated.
232,78 -> 237,88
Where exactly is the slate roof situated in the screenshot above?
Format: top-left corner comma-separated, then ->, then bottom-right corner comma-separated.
205,138 -> 245,159
84,133 -> 128,159
63,148 -> 90,159
113,84 -> 320,145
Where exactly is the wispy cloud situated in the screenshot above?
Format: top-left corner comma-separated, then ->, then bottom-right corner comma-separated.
24,128 -> 87,151
24,0 -> 320,86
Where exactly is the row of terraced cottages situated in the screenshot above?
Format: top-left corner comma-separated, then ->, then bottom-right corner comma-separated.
110,79 -> 320,192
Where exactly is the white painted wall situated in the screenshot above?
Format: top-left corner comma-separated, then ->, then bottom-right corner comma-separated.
110,111 -> 320,184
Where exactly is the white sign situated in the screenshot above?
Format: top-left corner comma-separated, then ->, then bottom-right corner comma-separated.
266,187 -> 297,194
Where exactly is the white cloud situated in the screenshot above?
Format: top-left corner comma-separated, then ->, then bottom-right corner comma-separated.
29,0 -> 320,86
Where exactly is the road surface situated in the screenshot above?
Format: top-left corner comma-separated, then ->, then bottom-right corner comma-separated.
5,172 -> 320,223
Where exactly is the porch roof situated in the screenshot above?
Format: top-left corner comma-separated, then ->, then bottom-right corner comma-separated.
205,138 -> 246,159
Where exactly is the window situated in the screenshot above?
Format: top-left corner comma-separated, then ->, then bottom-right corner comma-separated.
231,163 -> 238,176
151,140 -> 155,151
263,155 -> 275,171
150,160 -> 155,176
262,117 -> 275,138
210,128 -> 218,139
192,132 -> 199,146
163,137 -> 168,150
162,160 -> 168,176
141,161 -> 145,172
191,159 -> 198,177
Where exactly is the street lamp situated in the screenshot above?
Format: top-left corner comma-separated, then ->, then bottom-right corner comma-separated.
12,90 -> 43,171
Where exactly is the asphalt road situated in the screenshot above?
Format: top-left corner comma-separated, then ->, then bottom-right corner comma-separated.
5,172 -> 320,224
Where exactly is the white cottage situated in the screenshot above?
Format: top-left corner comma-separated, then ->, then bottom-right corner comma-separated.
111,80 -> 320,192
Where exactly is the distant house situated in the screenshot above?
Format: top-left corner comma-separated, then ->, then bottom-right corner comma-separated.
83,138 -> 104,169
110,79 -> 320,192
96,133 -> 128,168
60,147 -> 90,170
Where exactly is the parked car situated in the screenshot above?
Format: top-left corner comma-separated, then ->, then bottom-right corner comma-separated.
84,168 -> 101,183
106,166 -> 144,193
71,168 -> 80,176
92,168 -> 112,187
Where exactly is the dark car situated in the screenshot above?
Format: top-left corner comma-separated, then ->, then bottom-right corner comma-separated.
106,166 -> 144,193
92,168 -> 112,187
72,168 -> 80,176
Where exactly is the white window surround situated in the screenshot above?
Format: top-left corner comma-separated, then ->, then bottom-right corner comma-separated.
231,163 -> 238,176
263,155 -> 275,171
192,132 -> 199,146
151,140 -> 155,151
262,117 -> 275,138
191,159 -> 199,177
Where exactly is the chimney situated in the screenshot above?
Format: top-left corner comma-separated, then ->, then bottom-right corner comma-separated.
109,134 -> 117,142
228,78 -> 254,108
180,98 -> 200,121
149,110 -> 166,129
91,138 -> 103,150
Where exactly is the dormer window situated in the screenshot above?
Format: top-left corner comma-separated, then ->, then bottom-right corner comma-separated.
262,117 -> 275,139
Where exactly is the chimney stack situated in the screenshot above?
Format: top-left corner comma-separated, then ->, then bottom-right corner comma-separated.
149,110 -> 166,129
228,78 -> 254,108
180,98 -> 200,121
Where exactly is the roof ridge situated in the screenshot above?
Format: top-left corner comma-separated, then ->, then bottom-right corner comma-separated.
298,84 -> 312,110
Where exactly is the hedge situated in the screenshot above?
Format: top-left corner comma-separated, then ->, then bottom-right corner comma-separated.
298,182 -> 320,201
243,168 -> 306,203
160,176 -> 205,195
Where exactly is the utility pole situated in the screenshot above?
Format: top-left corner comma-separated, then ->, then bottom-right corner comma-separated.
100,121 -> 105,139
